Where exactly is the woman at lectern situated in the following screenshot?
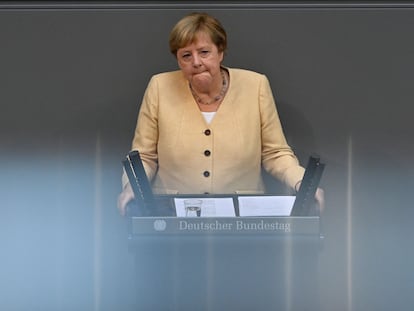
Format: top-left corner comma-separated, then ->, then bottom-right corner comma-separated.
117,12 -> 324,216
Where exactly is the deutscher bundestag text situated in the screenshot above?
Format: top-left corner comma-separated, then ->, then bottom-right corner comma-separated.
179,220 -> 291,232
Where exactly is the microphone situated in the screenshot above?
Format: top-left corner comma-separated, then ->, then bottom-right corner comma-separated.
290,154 -> 325,216
122,150 -> 156,216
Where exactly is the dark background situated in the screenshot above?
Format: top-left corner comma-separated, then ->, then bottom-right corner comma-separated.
1,1 -> 413,310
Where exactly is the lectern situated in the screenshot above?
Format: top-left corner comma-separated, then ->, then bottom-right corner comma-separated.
127,195 -> 323,310
123,151 -> 324,310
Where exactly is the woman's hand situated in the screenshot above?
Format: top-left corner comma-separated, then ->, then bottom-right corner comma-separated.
315,187 -> 325,212
117,183 -> 134,216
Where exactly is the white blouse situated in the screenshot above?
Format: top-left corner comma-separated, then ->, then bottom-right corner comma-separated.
201,111 -> 216,124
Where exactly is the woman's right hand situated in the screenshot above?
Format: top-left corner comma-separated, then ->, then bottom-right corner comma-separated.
117,183 -> 135,216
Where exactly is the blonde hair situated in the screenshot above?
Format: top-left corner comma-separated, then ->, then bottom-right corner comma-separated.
169,12 -> 227,56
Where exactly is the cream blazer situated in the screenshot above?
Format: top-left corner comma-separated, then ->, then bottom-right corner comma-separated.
123,68 -> 305,194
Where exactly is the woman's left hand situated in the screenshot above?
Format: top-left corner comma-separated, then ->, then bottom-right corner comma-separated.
315,187 -> 325,212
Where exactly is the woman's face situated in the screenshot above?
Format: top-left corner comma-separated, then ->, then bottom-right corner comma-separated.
176,31 -> 224,89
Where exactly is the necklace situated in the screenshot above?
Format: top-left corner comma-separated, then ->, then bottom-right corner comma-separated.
189,69 -> 228,105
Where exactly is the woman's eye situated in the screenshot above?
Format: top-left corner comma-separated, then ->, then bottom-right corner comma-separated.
181,54 -> 191,60
200,50 -> 210,57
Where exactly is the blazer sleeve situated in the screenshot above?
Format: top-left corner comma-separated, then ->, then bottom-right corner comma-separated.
259,74 -> 305,189
122,76 -> 159,188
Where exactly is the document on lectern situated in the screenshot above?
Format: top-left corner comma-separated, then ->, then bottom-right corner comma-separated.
238,196 -> 295,216
174,197 -> 236,217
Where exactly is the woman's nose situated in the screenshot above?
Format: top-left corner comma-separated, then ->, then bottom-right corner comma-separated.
192,53 -> 202,67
